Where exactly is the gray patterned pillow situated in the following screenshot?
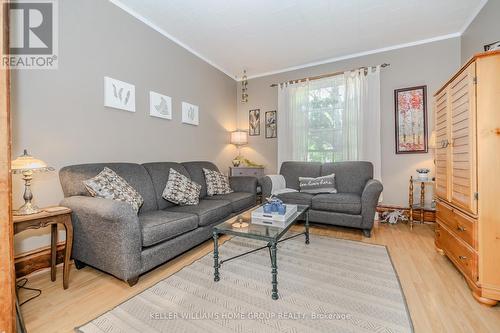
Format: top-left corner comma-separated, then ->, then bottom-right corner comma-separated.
162,168 -> 201,205
203,168 -> 233,196
83,167 -> 144,213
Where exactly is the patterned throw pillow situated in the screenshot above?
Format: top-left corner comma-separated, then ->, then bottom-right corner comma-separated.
299,173 -> 337,194
162,168 -> 201,205
203,168 -> 233,196
83,167 -> 144,213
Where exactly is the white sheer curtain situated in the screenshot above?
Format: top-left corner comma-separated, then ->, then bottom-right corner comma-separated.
343,70 -> 362,160
277,81 -> 309,168
344,66 -> 382,182
277,66 -> 381,183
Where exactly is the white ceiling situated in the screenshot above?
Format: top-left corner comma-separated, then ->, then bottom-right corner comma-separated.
111,0 -> 486,80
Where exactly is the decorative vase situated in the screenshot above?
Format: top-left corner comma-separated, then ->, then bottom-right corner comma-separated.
416,168 -> 430,181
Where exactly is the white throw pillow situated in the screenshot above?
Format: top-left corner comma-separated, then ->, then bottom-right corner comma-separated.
299,173 -> 337,194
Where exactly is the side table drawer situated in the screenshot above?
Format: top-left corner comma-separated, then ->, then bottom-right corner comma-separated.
230,168 -> 264,177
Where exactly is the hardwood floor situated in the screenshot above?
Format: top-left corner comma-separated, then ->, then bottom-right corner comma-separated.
18,221 -> 500,333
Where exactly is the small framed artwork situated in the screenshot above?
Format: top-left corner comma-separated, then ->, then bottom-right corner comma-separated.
149,91 -> 172,120
394,85 -> 428,154
265,110 -> 277,138
249,109 -> 260,136
104,76 -> 135,112
182,102 -> 199,125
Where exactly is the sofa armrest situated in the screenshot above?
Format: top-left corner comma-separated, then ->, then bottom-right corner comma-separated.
361,179 -> 383,231
229,176 -> 258,194
60,196 -> 142,281
259,176 -> 273,199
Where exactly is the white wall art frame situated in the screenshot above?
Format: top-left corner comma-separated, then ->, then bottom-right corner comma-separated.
182,102 -> 199,125
104,76 -> 136,112
149,91 -> 172,119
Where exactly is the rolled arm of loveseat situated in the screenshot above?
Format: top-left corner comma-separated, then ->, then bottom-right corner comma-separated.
360,179 -> 383,235
229,176 -> 258,194
259,176 -> 273,199
60,196 -> 142,281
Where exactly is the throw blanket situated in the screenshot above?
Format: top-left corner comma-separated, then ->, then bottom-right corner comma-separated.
267,174 -> 297,196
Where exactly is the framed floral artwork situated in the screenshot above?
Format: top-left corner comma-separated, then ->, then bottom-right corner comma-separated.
394,85 -> 428,154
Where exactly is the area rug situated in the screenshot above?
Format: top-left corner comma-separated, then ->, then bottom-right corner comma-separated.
77,234 -> 414,332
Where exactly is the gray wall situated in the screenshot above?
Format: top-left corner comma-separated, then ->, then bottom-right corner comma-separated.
11,0 -> 237,254
237,38 -> 461,206
461,0 -> 500,63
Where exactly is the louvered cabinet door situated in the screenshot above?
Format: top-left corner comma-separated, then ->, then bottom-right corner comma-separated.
449,63 -> 477,214
434,88 -> 450,201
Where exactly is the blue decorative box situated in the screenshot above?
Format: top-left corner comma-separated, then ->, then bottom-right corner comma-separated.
263,198 -> 287,215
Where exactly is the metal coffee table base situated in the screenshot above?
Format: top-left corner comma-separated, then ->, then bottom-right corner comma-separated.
213,216 -> 310,300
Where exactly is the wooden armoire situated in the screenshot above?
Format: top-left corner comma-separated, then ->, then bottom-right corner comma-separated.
434,50 -> 500,306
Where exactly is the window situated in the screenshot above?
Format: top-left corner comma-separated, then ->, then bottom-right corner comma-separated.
278,67 -> 381,182
306,76 -> 345,163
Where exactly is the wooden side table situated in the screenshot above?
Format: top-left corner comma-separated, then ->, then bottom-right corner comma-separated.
13,207 -> 73,289
408,176 -> 436,230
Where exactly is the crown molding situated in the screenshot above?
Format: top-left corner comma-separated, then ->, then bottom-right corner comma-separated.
245,33 -> 461,80
109,0 -> 237,80
110,0 -> 486,82
459,0 -> 488,34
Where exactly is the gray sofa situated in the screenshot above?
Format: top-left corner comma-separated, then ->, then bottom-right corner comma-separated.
260,161 -> 382,237
59,161 -> 257,286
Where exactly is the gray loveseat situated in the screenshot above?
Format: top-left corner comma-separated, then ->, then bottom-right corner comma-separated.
59,161 -> 257,286
260,161 -> 382,237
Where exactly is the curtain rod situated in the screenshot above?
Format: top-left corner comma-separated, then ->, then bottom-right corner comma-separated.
269,63 -> 390,87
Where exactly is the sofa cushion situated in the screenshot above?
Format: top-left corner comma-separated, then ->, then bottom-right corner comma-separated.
83,167 -> 144,213
275,191 -> 314,206
59,163 -> 157,213
311,193 -> 362,215
165,199 -> 232,226
139,210 -> 198,247
279,161 -> 322,190
182,161 -> 220,198
163,168 -> 201,206
142,162 -> 192,210
320,161 -> 373,194
206,192 -> 255,213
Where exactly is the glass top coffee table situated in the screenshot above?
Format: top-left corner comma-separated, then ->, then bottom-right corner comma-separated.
212,204 -> 310,300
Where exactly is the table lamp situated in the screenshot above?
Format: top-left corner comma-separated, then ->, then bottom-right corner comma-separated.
230,130 -> 248,166
11,149 -> 54,215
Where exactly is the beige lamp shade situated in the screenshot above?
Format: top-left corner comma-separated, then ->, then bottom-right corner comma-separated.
428,130 -> 437,149
11,149 -> 54,174
230,130 -> 248,146
12,149 -> 54,215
